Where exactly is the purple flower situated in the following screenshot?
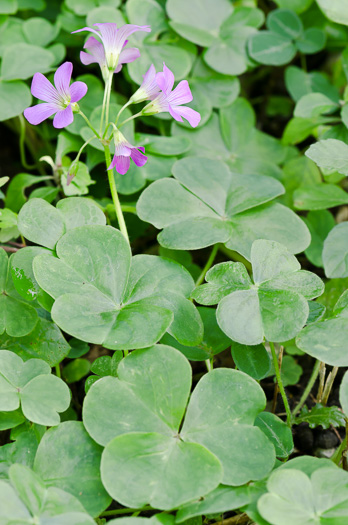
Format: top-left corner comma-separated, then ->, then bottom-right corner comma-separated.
108,130 -> 147,175
142,63 -> 201,128
129,64 -> 161,104
24,62 -> 87,129
72,23 -> 150,73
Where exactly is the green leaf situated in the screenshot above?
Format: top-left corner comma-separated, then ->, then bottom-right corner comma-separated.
285,66 -> 340,103
161,307 -> 232,361
0,43 -> 54,80
11,246 -> 53,303
0,317 -> 70,366
176,485 -> 250,523
316,0 -> 348,26
0,351 -> 70,425
280,355 -> 302,387
0,409 -> 25,431
0,464 -> 95,523
306,138 -> 348,176
303,210 -> 336,267
0,250 -> 38,337
193,240 -> 323,345
0,0 -> 17,14
166,0 -> 233,47
273,0 -> 313,13
267,9 -> 303,39
102,433 -> 222,510
248,31 -> 296,66
34,225 -> 202,349
293,183 -> 348,210
62,359 -> 91,383
258,467 -> 348,525
5,174 -> 52,213
138,157 -> 309,258
22,17 -> 59,47
294,93 -> 338,118
34,421 -> 111,517
294,403 -> 345,429
296,291 -> 348,366
18,198 -> 65,250
340,371 -> 348,418
255,412 -> 294,458
231,342 -> 271,380
323,222 -> 348,278
0,81 -> 32,121
296,28 -> 326,54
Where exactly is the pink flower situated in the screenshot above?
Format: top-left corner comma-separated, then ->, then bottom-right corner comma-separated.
72,23 -> 150,73
108,130 -> 147,175
142,63 -> 201,128
129,64 -> 161,104
24,62 -> 87,128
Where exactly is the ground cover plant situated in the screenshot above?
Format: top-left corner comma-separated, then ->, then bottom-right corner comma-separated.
1,0 -> 348,523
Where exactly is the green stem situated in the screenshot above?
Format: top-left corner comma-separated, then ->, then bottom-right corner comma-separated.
115,100 -> 133,126
104,144 -> 129,244
78,110 -> 100,138
18,115 -> 36,170
195,244 -> 218,286
118,111 -> 143,129
332,435 -> 347,465
55,364 -> 61,378
292,360 -> 320,417
104,74 -> 113,137
100,78 -> 109,136
100,506 -> 152,518
269,341 -> 292,427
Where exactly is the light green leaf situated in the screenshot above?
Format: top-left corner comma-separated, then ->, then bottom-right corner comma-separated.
316,0 -> 348,26
296,291 -> 348,365
255,412 -> 294,458
294,93 -> 337,118
34,421 -> 111,517
0,0 -> 17,14
0,43 -> 54,80
0,81 -> 32,121
296,28 -> 326,54
248,31 -> 296,66
22,17 -> 59,47
306,138 -> 348,176
0,351 -> 70,425
340,371 -> 348,418
323,222 -> 348,278
18,198 -> 65,250
294,183 -> 348,211
5,174 -> 52,213
0,250 -> 38,337
267,9 -> 303,40
303,210 -> 336,267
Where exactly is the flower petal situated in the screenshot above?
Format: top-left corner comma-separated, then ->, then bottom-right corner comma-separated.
131,147 -> 147,167
118,47 -> 140,65
24,103 -> 57,125
31,72 -> 60,104
93,23 -> 118,55
115,155 -> 131,175
70,81 -> 88,103
168,80 -> 193,106
53,105 -> 74,129
81,36 -> 107,67
54,62 -> 73,99
169,104 -> 201,128
156,63 -> 175,94
72,26 -> 101,37
114,24 -> 151,53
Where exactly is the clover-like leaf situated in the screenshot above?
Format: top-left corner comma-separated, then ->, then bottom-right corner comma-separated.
194,240 -> 324,345
0,464 -> 95,525
84,345 -> 275,509
34,421 -> 111,517
255,412 -> 294,459
0,250 -> 38,337
138,157 -> 310,259
323,222 -> 348,278
33,225 -> 202,349
0,351 -> 70,426
305,138 -> 348,176
258,467 -> 348,525
296,290 -> 348,366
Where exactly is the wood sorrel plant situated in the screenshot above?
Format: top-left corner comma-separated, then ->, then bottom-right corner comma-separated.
1,2 -> 348,525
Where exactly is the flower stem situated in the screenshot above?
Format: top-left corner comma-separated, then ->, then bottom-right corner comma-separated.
118,111 -> 143,129
292,359 -> 320,417
115,100 -> 133,126
78,110 -> 100,138
269,341 -> 292,427
195,244 -> 219,286
104,73 -> 113,137
104,144 -> 129,244
55,364 -> 61,378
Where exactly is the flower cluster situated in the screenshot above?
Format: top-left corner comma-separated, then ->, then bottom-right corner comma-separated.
24,22 -> 201,176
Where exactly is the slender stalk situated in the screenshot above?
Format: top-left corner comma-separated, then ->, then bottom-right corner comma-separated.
292,359 -> 320,416
55,364 -> 61,378
272,346 -> 283,413
115,100 -> 133,126
78,110 -> 100,138
269,341 -> 292,427
118,111 -> 143,128
100,506 -> 152,518
18,115 -> 36,170
100,77 -> 109,136
322,366 -> 339,405
195,244 -> 219,286
317,361 -> 326,403
104,144 -> 129,244
104,73 -> 113,137
205,358 -> 213,372
332,435 -> 347,466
